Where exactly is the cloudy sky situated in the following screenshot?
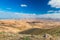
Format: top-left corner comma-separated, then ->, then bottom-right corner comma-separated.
0,0 -> 60,19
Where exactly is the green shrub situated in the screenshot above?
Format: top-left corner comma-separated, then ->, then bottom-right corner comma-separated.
23,36 -> 30,40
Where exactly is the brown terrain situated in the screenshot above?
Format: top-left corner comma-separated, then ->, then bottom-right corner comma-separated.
0,19 -> 60,40
0,19 -> 60,33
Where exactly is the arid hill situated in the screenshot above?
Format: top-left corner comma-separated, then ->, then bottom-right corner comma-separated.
0,19 -> 60,40
0,19 -> 60,33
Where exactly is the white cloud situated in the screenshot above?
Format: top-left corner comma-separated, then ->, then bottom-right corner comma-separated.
0,11 -> 37,19
39,13 -> 60,19
20,4 -> 27,7
38,10 -> 60,19
48,10 -> 60,13
0,10 -> 60,19
14,13 -> 37,19
48,0 -> 60,8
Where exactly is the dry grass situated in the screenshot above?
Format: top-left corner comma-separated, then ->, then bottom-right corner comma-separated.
0,32 -> 58,40
0,20 -> 60,33
0,20 -> 60,40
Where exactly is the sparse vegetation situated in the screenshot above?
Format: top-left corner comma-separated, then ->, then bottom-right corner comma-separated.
23,36 -> 30,40
19,27 -> 60,36
0,32 -> 57,40
0,20 -> 60,40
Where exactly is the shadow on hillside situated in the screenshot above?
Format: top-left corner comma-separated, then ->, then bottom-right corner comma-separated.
18,27 -> 60,36
18,28 -> 50,35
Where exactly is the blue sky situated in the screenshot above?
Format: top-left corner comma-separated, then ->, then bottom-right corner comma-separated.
0,0 -> 60,19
